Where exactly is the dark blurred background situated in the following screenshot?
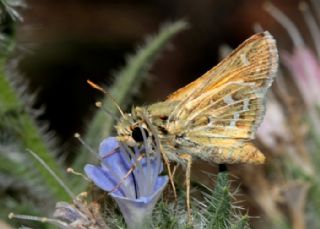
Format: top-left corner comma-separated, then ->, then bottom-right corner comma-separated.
14,0 -> 303,157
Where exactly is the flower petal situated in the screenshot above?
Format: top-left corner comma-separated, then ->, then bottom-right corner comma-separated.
110,175 -> 168,229
99,137 -> 119,157
84,164 -> 123,196
282,47 -> 320,106
85,136 -> 169,228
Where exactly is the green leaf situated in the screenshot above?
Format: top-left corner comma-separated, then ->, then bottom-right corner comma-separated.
0,58 -> 70,201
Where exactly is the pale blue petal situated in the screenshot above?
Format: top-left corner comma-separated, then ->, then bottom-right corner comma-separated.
84,164 -> 123,196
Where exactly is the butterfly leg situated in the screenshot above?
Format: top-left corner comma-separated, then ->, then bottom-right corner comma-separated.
139,111 -> 177,199
110,154 -> 144,193
179,153 -> 192,224
101,147 -> 119,159
161,148 -> 177,200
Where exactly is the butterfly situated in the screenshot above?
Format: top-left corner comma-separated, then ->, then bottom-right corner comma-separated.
87,31 -> 278,221
115,31 -> 278,166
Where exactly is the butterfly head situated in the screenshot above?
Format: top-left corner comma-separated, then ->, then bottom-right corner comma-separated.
115,107 -> 152,147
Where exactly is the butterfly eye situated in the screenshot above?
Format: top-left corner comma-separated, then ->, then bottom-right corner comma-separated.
131,127 -> 149,142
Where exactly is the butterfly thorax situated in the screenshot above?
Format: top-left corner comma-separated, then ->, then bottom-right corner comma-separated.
115,103 -> 186,160
116,104 -> 172,143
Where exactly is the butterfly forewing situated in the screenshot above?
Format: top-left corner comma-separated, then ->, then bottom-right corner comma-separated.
164,31 -> 278,164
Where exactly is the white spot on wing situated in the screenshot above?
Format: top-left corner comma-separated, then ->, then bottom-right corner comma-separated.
223,95 -> 234,105
243,99 -> 249,111
241,54 -> 250,66
230,112 -> 240,127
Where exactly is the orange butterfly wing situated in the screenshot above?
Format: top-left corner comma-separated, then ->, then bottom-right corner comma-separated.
165,31 -> 278,164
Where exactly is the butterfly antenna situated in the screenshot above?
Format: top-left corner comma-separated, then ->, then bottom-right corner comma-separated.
26,149 -> 75,199
87,79 -> 126,119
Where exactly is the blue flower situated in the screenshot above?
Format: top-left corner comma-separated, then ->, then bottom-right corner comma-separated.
84,137 -> 168,229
